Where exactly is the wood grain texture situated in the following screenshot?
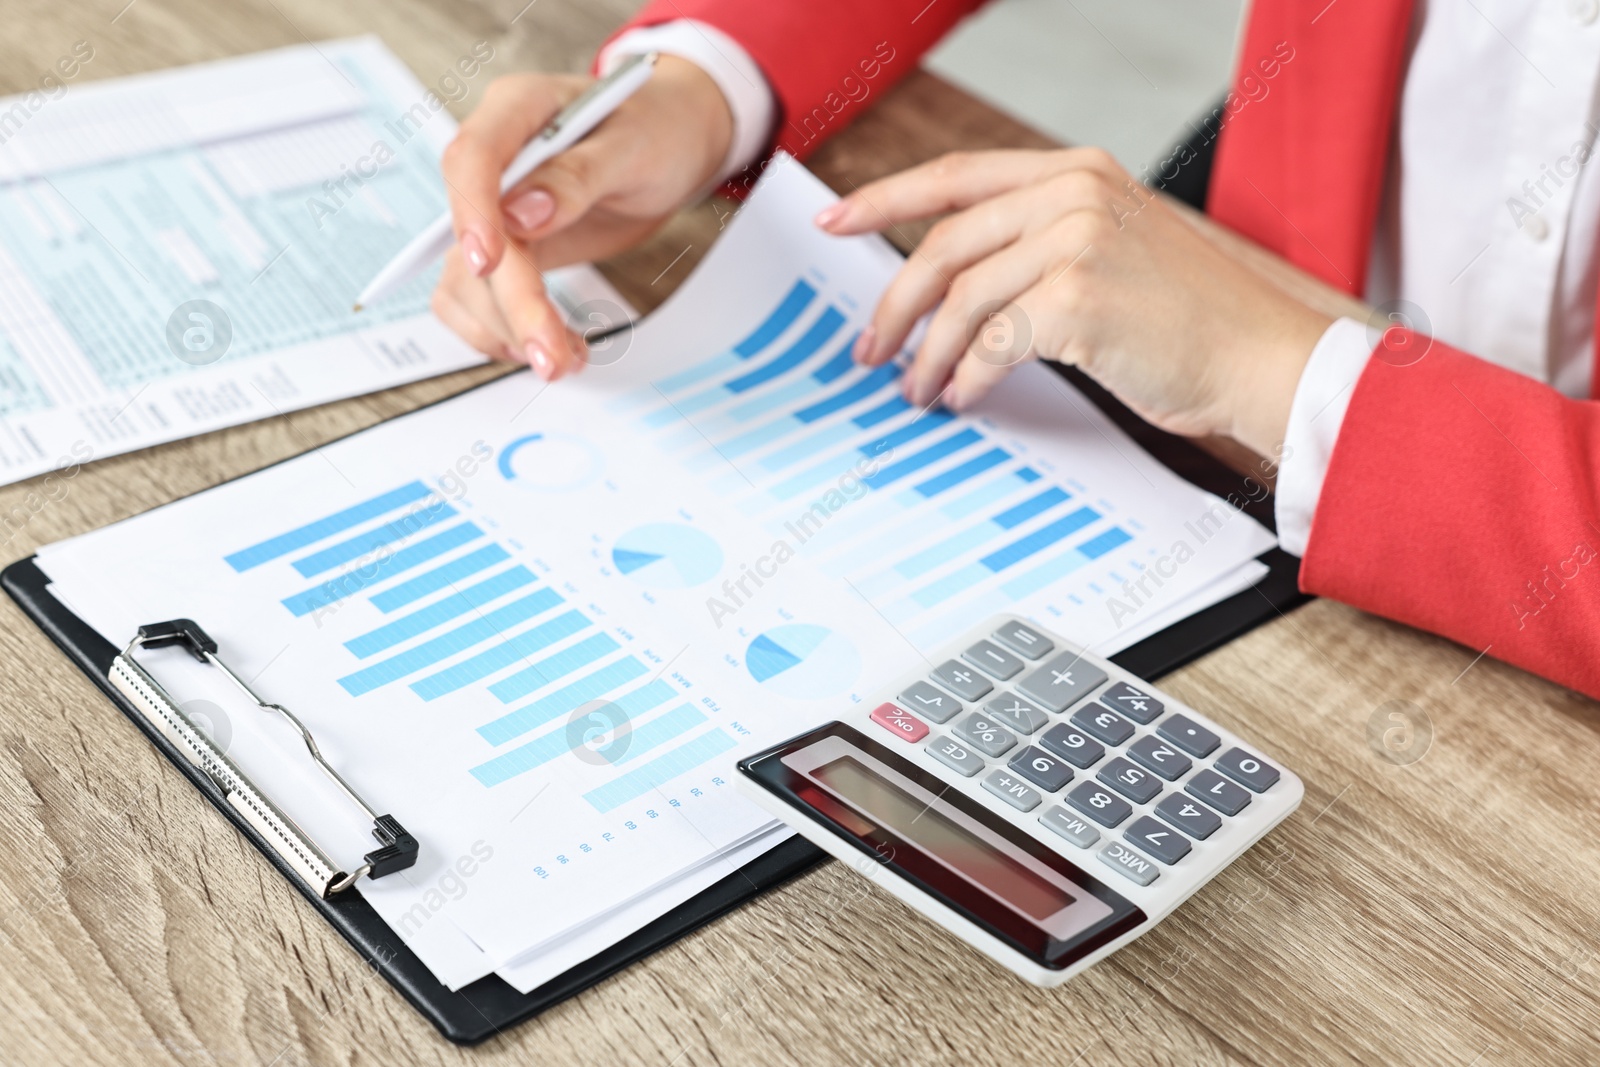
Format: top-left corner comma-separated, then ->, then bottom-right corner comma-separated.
2,2 -> 1597,1064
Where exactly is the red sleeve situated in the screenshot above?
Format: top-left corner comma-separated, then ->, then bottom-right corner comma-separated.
1301,332 -> 1600,698
605,0 -> 988,176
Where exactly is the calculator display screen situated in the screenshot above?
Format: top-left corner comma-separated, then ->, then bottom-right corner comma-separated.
813,757 -> 1075,921
742,723 -> 1145,969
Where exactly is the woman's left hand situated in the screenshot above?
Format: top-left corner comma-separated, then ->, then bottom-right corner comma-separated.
815,148 -> 1333,458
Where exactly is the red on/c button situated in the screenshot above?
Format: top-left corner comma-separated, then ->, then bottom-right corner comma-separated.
870,702 -> 929,742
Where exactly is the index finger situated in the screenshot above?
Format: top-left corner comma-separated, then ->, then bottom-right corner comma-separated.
439,74 -> 586,275
817,147 -> 1126,235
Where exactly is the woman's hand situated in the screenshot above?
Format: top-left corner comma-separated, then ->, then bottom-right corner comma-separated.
433,56 -> 734,380
816,148 -> 1333,458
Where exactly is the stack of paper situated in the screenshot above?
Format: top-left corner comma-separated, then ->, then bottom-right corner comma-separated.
0,37 -> 627,486
33,156 -> 1274,992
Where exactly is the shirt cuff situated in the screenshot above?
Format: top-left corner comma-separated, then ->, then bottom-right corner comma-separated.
1274,316 -> 1375,557
598,20 -> 777,188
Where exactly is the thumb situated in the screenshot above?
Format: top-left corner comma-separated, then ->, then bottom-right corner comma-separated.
500,135 -> 627,241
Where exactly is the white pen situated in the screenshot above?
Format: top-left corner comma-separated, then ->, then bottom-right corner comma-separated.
354,51 -> 659,311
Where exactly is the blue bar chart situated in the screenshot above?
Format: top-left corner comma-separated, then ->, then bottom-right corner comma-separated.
632,275 -> 1141,648
223,480 -> 738,809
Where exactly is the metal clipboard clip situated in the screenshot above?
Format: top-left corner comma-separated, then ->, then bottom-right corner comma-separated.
108,619 -> 418,898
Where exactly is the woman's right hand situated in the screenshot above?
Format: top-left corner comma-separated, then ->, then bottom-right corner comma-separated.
433,55 -> 735,380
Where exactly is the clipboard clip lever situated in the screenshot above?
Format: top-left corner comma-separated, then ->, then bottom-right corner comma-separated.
110,618 -> 418,897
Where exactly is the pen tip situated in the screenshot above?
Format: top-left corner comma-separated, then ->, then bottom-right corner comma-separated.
352,303 -> 363,312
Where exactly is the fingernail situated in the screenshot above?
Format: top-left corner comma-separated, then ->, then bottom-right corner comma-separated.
505,188 -> 555,232
814,202 -> 846,229
852,325 -> 876,364
462,230 -> 490,276
525,342 -> 554,379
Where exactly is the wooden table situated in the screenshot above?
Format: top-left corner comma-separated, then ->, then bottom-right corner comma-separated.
3,2 -> 1597,1064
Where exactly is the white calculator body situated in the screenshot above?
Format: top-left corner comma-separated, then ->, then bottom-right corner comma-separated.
737,615 -> 1302,986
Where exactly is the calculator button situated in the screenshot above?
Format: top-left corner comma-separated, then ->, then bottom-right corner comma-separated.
1156,713 -> 1220,757
953,713 -> 1016,757
926,735 -> 985,777
1039,806 -> 1100,848
1038,724 -> 1105,769
899,681 -> 961,724
1125,735 -> 1192,781
1185,769 -> 1251,816
1124,816 -> 1192,865
1098,841 -> 1159,886
992,621 -> 1054,660
983,770 -> 1042,812
1100,681 -> 1163,724
931,660 -> 993,701
962,640 -> 1024,680
1070,704 -> 1135,746
870,702 -> 929,742
983,693 -> 1048,734
1007,747 -> 1073,792
1097,758 -> 1161,804
1066,781 -> 1132,827
1154,793 -> 1222,840
1016,652 -> 1107,712
1215,747 -> 1281,792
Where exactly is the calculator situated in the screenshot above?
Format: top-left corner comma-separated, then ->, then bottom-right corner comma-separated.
736,615 -> 1302,986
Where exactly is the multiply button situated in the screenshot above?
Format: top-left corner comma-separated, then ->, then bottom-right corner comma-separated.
931,659 -> 993,701
1016,652 -> 1106,712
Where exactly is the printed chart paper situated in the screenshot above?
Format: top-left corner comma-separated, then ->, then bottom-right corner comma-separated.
35,156 -> 1275,992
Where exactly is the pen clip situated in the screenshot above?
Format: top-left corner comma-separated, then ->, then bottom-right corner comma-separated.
540,50 -> 658,140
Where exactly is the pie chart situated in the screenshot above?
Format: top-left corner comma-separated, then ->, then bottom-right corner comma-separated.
611,523 -> 723,588
745,624 -> 860,700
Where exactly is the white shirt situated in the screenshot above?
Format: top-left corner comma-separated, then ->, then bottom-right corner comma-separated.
603,3 -> 1600,555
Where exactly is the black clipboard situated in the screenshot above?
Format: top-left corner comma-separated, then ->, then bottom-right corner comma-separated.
1,361 -> 1306,1045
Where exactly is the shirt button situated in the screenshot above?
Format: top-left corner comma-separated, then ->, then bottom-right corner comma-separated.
1523,213 -> 1551,241
1572,0 -> 1598,25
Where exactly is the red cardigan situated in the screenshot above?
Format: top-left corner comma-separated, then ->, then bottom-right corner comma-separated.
614,0 -> 1600,699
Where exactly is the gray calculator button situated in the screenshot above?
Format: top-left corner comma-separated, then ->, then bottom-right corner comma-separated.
1124,815 -> 1192,865
992,621 -> 1054,660
963,640 -> 1024,679
983,694 -> 1048,734
1039,806 -> 1100,848
931,659 -> 993,701
1070,704 -> 1135,746
899,680 -> 961,724
1156,713 -> 1220,757
1038,724 -> 1105,769
983,770 -> 1042,812
1126,735 -> 1192,781
926,735 -> 985,777
1097,757 -> 1162,804
1007,746 -> 1074,792
1215,747 -> 1281,792
1185,769 -> 1251,815
1100,681 -> 1163,724
1066,781 -> 1132,827
1154,793 -> 1222,839
1098,841 -> 1159,886
1016,652 -> 1107,712
953,713 -> 1017,757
